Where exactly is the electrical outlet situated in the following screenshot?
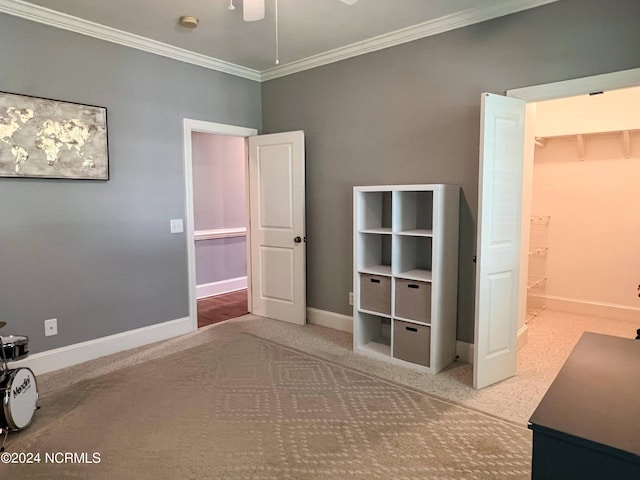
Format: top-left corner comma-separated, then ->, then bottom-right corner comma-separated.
348,292 -> 354,306
170,219 -> 184,234
44,318 -> 58,336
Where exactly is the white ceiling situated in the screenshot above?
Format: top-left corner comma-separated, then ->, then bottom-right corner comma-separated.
2,0 -> 558,80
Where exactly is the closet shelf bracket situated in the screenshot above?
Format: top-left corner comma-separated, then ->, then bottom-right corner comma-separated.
534,137 -> 547,148
622,130 -> 631,159
535,129 -> 639,160
576,134 -> 585,159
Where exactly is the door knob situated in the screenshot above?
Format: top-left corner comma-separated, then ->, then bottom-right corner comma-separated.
294,236 -> 302,243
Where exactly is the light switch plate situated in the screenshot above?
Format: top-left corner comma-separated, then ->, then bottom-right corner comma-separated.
170,219 -> 184,233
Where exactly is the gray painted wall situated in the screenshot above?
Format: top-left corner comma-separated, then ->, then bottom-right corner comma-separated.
192,133 -> 247,285
261,0 -> 640,343
0,13 -> 261,354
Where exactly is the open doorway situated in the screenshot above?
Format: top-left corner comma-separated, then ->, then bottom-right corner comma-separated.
525,86 -> 640,324
192,132 -> 249,328
474,68 -> 640,389
182,120 -> 258,332
183,120 -> 307,331
514,85 -> 640,384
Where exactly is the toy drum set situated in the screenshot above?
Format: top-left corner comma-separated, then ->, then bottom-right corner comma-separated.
0,321 -> 39,452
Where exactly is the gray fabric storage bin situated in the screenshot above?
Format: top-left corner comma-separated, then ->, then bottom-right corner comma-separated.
393,320 -> 431,367
359,274 -> 391,315
395,279 -> 431,323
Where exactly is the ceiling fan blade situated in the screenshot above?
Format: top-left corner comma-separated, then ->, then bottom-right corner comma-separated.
339,0 -> 359,5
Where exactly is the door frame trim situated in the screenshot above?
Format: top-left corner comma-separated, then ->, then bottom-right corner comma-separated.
506,67 -> 640,102
182,119 -> 258,332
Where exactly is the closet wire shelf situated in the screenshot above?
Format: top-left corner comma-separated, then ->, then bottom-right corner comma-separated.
527,215 -> 550,323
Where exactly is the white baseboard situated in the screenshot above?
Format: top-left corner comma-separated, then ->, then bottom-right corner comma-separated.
9,316 -> 193,376
306,308 -> 353,333
517,324 -> 529,350
196,277 -> 247,299
540,294 -> 640,322
456,341 -> 474,364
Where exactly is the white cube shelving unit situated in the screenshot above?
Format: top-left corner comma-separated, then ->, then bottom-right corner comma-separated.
353,184 -> 460,374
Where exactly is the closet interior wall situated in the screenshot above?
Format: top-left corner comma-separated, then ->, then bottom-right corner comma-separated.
529,88 -> 640,320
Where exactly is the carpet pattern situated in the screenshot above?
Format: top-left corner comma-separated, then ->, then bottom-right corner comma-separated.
1,334 -> 531,479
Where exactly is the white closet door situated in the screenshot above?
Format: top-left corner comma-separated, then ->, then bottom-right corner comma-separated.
248,131 -> 306,325
474,93 -> 526,389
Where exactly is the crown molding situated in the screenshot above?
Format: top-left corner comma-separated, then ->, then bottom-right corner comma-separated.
1,0 -> 558,83
261,0 -> 559,81
0,0 -> 261,82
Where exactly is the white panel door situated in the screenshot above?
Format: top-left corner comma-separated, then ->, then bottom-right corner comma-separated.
248,131 -> 306,325
474,93 -> 526,389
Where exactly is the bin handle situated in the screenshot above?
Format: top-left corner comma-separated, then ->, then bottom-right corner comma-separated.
406,326 -> 418,332
408,284 -> 419,289
370,278 -> 381,284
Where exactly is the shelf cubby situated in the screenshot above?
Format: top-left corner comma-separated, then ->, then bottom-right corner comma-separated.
354,313 -> 392,358
357,233 -> 392,276
394,191 -> 433,235
394,235 -> 432,280
357,191 -> 393,232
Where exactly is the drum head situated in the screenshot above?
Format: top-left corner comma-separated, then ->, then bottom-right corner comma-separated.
0,335 -> 28,345
4,368 -> 38,430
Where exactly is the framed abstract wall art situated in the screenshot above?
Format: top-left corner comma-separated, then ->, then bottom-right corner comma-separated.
0,91 -> 109,180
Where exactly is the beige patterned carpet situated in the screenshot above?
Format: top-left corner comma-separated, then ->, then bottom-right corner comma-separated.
1,333 -> 531,479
